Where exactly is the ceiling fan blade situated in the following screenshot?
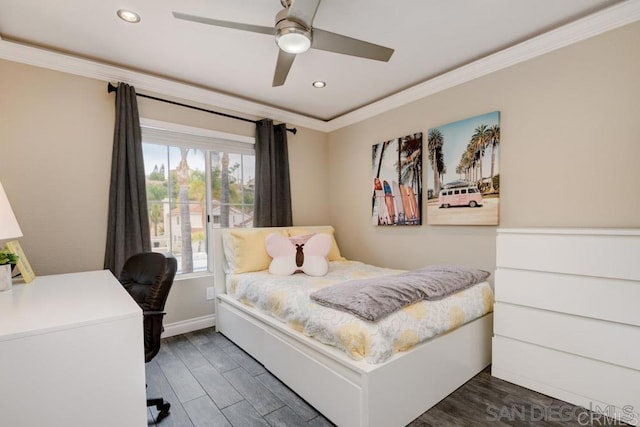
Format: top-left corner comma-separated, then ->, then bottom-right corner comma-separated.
312,29 -> 394,62
173,11 -> 273,35
273,50 -> 296,87
287,0 -> 321,28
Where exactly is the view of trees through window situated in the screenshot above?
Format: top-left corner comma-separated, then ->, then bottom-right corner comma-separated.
143,141 -> 255,274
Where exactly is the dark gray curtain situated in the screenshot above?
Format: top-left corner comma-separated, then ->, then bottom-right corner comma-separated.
104,83 -> 151,275
254,119 -> 293,227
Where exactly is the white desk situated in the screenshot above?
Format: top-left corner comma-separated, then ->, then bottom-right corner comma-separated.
0,270 -> 147,427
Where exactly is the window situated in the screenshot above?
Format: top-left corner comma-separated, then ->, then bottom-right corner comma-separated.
141,120 -> 255,275
210,151 -> 255,228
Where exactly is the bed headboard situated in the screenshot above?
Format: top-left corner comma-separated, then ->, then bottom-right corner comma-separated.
212,227 -> 228,298
212,225 -> 339,298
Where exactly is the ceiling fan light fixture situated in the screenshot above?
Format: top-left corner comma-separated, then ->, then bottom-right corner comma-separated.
276,26 -> 311,54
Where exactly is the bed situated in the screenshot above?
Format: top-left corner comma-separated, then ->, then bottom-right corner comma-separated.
213,226 -> 493,427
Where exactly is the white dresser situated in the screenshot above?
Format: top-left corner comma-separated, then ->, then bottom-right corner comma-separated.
492,228 -> 640,425
0,270 -> 147,427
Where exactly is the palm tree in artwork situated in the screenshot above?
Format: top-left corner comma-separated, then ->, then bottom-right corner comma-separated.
399,134 -> 422,195
371,141 -> 388,213
427,129 -> 445,196
469,146 -> 478,182
372,143 -> 380,171
486,124 -> 500,187
470,124 -> 490,185
458,147 -> 475,182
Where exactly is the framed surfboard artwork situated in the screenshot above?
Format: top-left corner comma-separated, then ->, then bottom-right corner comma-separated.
426,111 -> 500,225
371,132 -> 422,226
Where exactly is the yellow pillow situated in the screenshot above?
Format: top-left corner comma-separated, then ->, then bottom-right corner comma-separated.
229,228 -> 287,273
287,226 -> 345,261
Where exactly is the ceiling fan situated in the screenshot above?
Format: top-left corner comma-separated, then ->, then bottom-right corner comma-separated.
173,0 -> 394,87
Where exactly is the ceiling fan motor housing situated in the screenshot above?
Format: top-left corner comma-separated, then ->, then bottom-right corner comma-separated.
275,8 -> 312,53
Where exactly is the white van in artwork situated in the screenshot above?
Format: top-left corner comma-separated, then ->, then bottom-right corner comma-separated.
438,183 -> 483,208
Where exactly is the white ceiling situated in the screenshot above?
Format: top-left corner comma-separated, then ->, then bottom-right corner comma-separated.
0,0 -> 626,121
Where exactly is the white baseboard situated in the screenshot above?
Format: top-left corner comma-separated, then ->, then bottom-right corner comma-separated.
162,314 -> 216,338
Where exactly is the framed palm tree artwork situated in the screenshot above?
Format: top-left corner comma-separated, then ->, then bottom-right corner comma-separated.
426,111 -> 500,225
372,132 -> 422,226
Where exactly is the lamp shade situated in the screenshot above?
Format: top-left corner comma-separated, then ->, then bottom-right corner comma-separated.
0,181 -> 23,240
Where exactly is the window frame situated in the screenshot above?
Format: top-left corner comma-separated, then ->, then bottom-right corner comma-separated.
140,118 -> 255,277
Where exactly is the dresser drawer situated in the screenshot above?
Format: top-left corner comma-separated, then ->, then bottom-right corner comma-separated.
496,231 -> 640,281
493,336 -> 640,424
494,302 -> 640,370
494,268 -> 640,326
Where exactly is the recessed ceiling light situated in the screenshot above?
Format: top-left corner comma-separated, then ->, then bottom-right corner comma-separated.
312,81 -> 326,88
117,9 -> 141,23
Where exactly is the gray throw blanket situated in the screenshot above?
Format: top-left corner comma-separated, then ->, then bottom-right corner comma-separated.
310,264 -> 490,322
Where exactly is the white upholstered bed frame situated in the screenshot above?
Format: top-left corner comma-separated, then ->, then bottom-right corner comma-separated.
212,228 -> 492,427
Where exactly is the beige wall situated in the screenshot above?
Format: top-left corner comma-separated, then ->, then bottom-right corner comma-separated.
1,21 -> 638,323
0,60 -> 329,324
0,63 -> 114,274
328,22 -> 640,275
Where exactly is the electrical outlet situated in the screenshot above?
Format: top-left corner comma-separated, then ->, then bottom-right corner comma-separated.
206,287 -> 215,300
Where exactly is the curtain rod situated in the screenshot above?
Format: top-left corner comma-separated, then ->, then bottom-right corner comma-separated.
107,83 -> 297,135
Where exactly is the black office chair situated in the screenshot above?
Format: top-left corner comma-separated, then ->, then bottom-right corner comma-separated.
119,252 -> 177,423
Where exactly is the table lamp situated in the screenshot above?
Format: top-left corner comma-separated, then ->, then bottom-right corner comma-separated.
0,181 -> 22,291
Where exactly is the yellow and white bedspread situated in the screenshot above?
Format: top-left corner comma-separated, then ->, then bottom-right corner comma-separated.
227,260 -> 493,364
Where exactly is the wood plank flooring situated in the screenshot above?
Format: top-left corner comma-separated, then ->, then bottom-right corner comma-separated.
146,328 -> 620,426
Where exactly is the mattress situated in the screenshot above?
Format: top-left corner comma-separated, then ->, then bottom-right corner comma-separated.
226,260 -> 494,364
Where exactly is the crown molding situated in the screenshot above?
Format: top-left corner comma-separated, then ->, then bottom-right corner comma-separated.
325,0 -> 640,132
0,38 -> 330,132
1,0 -> 638,134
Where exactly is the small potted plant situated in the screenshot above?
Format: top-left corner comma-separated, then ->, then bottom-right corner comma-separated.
0,248 -> 18,291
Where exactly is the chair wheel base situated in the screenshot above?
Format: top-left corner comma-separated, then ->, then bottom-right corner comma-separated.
156,403 -> 170,422
148,398 -> 171,422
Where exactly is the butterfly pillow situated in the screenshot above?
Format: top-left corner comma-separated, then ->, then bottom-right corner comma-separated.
265,233 -> 331,276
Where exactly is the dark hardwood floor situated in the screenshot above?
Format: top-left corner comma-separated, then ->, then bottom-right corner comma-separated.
146,328 -> 620,426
